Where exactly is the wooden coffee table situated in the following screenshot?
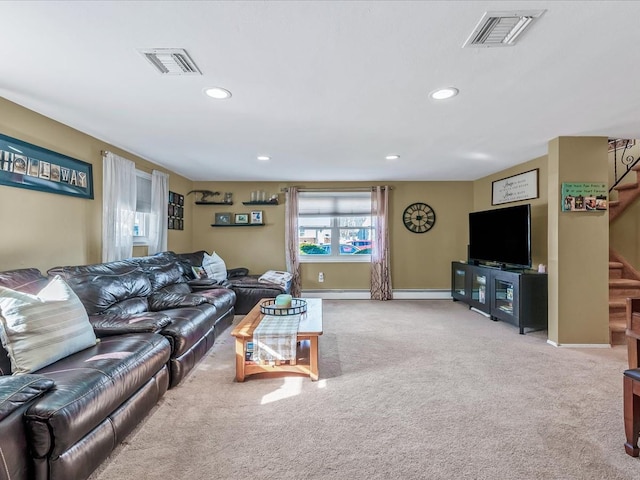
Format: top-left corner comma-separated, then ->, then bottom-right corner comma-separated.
231,298 -> 323,382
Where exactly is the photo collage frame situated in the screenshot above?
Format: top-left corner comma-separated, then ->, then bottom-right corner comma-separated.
168,191 -> 184,230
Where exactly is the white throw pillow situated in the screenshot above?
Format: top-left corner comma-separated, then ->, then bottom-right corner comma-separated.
258,270 -> 293,289
0,276 -> 97,374
202,252 -> 227,283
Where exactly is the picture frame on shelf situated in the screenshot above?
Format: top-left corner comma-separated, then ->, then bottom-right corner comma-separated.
215,212 -> 232,225
235,213 -> 249,224
250,210 -> 263,224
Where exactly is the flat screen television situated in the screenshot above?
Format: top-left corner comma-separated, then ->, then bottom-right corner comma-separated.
468,204 -> 532,269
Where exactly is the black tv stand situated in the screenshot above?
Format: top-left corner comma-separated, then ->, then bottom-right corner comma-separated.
451,261 -> 547,334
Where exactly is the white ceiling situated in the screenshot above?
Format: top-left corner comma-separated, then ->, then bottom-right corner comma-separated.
1,1 -> 640,182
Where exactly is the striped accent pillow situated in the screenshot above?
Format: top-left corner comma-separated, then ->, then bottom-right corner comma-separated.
0,275 -> 97,374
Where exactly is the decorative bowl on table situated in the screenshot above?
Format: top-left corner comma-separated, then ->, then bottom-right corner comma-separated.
260,298 -> 307,316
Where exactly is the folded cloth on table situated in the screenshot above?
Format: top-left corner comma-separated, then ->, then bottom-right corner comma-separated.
253,314 -> 300,362
257,270 -> 293,289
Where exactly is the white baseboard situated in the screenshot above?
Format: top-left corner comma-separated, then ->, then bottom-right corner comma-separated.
300,289 -> 452,300
546,339 -> 611,348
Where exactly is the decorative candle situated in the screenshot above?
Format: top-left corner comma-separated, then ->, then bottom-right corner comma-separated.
275,294 -> 292,308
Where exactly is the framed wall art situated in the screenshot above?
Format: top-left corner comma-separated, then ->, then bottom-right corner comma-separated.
561,183 -> 607,212
250,210 -> 263,224
215,212 -> 232,225
0,133 -> 94,199
235,213 -> 249,224
168,190 -> 184,230
491,169 -> 538,206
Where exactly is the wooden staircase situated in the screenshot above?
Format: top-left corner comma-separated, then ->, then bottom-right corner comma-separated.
608,144 -> 640,344
609,164 -> 640,222
609,251 -> 640,344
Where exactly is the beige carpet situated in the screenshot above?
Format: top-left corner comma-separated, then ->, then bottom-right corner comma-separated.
90,300 -> 639,480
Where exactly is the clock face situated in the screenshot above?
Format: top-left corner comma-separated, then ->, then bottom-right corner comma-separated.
403,202 -> 436,233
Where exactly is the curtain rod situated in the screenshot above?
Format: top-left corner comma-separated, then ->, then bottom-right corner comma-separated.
280,186 -> 392,192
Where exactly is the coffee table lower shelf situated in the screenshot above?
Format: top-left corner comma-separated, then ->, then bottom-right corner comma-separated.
235,336 -> 319,382
231,298 -> 323,382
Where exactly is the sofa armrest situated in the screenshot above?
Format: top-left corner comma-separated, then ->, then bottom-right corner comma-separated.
89,312 -> 171,337
227,267 -> 249,278
0,375 -> 55,421
148,292 -> 210,311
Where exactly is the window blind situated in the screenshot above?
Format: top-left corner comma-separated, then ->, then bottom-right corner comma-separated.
298,191 -> 371,217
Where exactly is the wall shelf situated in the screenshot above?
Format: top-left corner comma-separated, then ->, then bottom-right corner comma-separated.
242,201 -> 279,206
196,201 -> 233,205
210,224 -> 265,227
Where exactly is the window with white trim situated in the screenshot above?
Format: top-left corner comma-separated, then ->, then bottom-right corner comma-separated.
133,170 -> 151,245
298,191 -> 373,262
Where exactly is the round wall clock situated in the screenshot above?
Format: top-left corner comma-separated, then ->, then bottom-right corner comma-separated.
403,202 -> 436,233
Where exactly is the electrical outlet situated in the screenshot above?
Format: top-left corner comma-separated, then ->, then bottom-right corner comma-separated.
318,272 -> 324,282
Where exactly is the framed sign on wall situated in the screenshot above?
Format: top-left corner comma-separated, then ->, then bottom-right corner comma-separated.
0,133 -> 94,199
492,169 -> 538,205
561,183 -> 607,212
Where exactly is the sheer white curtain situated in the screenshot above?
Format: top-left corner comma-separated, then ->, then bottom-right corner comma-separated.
285,187 -> 301,297
148,170 -> 169,254
102,152 -> 136,262
371,186 -> 392,300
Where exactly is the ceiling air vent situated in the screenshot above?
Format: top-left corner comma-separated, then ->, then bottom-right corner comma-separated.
463,10 -> 545,48
138,48 -> 202,75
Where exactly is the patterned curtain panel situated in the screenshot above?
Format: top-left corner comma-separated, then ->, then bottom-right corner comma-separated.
285,187 -> 301,297
102,152 -> 136,262
371,186 -> 392,300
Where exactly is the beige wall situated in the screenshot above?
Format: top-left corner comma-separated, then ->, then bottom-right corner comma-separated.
0,97 -> 193,273
190,181 -> 474,290
472,155 -> 549,268
548,136 -> 609,345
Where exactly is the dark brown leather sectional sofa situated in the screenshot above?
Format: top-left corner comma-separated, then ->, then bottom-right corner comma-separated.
0,251 -> 242,480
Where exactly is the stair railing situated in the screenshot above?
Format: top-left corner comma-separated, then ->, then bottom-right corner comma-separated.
610,139 -> 640,192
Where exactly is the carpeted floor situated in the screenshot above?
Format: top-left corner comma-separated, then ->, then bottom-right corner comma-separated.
90,300 -> 640,479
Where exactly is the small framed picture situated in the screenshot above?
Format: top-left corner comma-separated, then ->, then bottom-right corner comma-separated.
215,212 -> 232,225
235,213 -> 249,224
250,210 -> 263,224
168,218 -> 174,229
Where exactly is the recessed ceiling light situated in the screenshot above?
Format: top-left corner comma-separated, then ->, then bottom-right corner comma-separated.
204,87 -> 232,99
430,87 -> 459,100
385,154 -> 400,160
257,155 -> 270,161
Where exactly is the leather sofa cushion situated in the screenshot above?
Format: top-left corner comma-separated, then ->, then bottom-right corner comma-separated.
0,375 -> 55,421
0,268 -> 49,294
103,296 -> 149,315
189,287 -> 236,313
129,252 -> 189,292
26,333 -> 170,458
89,312 -> 171,337
160,305 -> 220,357
140,262 -> 187,292
175,251 -> 206,279
148,292 -> 209,311
48,263 -> 152,315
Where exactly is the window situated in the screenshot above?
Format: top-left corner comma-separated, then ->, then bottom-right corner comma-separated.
133,170 -> 151,245
298,191 -> 372,262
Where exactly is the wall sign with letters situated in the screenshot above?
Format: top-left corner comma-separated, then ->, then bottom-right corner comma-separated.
492,169 -> 538,205
561,183 -> 607,212
0,133 -> 93,200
